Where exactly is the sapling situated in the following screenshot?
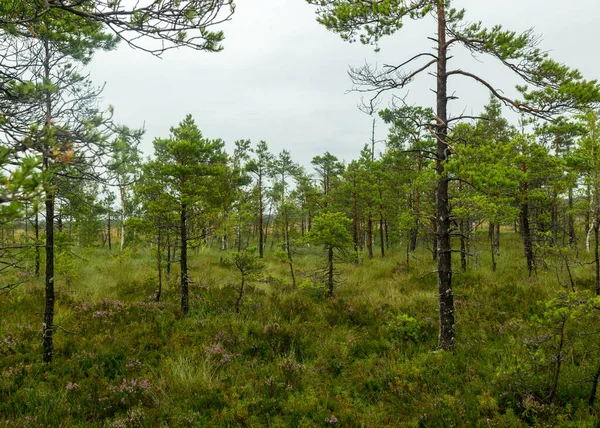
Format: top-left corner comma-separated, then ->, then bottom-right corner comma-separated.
230,247 -> 265,313
304,212 -> 352,297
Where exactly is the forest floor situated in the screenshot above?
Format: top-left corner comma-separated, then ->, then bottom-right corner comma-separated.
2,231 -> 600,427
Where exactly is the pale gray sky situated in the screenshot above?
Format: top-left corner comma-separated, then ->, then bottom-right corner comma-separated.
89,0 -> 600,167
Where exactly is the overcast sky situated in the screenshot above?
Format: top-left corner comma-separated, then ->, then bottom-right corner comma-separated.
88,0 -> 600,169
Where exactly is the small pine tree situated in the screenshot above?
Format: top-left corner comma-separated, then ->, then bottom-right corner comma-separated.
304,212 -> 352,297
230,247 -> 265,313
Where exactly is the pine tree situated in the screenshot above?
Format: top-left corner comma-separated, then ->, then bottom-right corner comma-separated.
305,0 -> 600,350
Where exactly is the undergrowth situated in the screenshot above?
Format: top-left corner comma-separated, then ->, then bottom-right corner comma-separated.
2,232 -> 600,426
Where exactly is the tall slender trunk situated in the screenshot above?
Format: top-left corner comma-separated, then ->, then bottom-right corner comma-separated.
221,211 -> 229,251
520,162 -> 535,277
460,219 -> 467,271
458,181 -> 467,271
284,215 -> 296,288
594,221 -> 600,296
35,210 -> 40,278
435,1 -> 454,351
568,187 -> 576,247
495,223 -> 500,253
550,134 -> 560,246
180,202 -> 189,314
43,183 -> 55,363
119,184 -> 126,251
258,173 -> 264,258
379,214 -> 385,258
551,188 -> 558,247
24,203 -> 28,237
166,235 -> 172,277
107,211 -> 112,251
384,218 -> 389,250
352,178 -> 359,253
367,214 -> 373,259
42,38 -> 54,364
586,185 -> 592,242
156,230 -> 162,302
327,246 -> 334,297
489,222 -> 497,272
521,198 -> 535,277
264,206 -> 272,248
490,231 -> 497,272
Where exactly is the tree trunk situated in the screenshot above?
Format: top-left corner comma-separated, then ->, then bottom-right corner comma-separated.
550,134 -> 560,246
410,223 -> 418,252
258,173 -> 264,258
119,184 -> 126,251
521,198 -> 535,277
568,187 -> 576,248
24,203 -> 28,238
35,210 -> 40,278
594,221 -> 600,296
43,187 -> 55,363
460,219 -> 467,272
180,202 -> 189,314
284,216 -> 296,288
367,214 -> 373,259
490,230 -> 497,272
327,246 -> 334,297
551,188 -> 558,246
489,222 -> 497,272
42,38 -> 55,364
495,223 -> 500,253
107,211 -> 112,251
379,213 -> 385,258
156,230 -> 162,302
352,181 -> 359,253
588,358 -> 600,407
264,206 -> 272,249
586,185 -> 591,240
549,318 -> 567,404
166,239 -> 171,277
435,1 -> 454,351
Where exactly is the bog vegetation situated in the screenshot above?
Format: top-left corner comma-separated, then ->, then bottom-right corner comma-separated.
3,0 -> 600,426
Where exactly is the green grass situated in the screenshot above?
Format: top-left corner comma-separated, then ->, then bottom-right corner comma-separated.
2,232 -> 600,426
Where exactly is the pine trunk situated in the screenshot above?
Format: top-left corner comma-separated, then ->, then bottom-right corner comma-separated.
107,212 -> 112,251
180,202 -> 189,314
435,1 -> 454,351
367,214 -> 373,259
327,246 -> 334,297
35,210 -> 40,278
42,38 -> 55,364
156,230 -> 162,302
258,173 -> 264,258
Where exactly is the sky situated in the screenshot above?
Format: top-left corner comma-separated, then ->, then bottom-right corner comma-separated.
88,0 -> 600,170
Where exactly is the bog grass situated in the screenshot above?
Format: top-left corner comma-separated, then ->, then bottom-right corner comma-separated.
2,231 -> 600,426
